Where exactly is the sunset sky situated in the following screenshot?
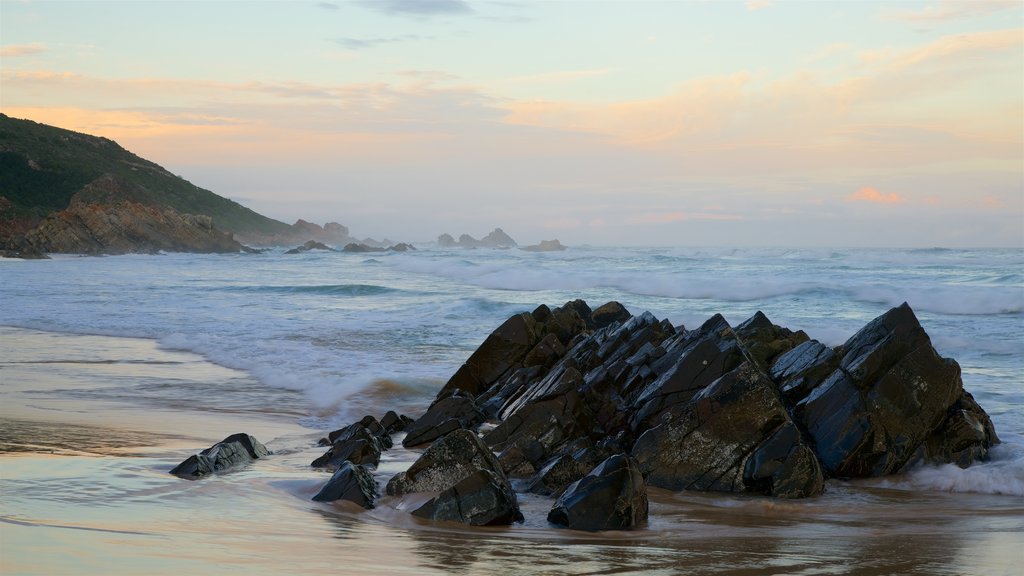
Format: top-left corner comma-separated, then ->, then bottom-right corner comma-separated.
2,0 -> 1022,247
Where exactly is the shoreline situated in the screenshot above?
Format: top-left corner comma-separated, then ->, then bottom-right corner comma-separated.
2,326 -> 1023,575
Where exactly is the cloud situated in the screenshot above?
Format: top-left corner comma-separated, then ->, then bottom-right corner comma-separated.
883,0 -> 1018,23
314,1 -> 338,9
332,34 -> 429,50
747,0 -> 773,11
624,211 -> 744,225
846,187 -> 906,204
0,42 -> 47,57
501,68 -> 614,86
355,0 -> 472,16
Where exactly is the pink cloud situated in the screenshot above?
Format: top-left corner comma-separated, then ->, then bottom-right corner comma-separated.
847,187 -> 906,204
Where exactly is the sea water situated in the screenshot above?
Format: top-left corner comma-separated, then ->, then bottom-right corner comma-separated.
1,246 -> 1022,575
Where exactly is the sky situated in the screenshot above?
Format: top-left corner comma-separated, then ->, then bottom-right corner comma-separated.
1,0 -> 1022,247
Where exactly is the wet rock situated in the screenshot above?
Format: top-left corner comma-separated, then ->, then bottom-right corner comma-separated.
796,303 -> 995,477
312,423 -> 384,469
734,311 -> 809,372
632,362 -> 824,498
412,469 -> 523,526
312,461 -> 378,508
380,410 -> 413,434
402,390 -> 485,448
170,433 -> 270,479
437,312 -> 543,398
386,429 -> 507,496
547,454 -> 648,531
769,340 -> 840,406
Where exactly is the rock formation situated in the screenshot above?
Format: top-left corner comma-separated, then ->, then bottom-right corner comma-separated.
522,239 -> 567,252
437,228 -> 517,248
312,461 -> 378,508
309,300 -> 997,531
170,433 -> 270,479
14,175 -> 253,256
285,240 -> 335,254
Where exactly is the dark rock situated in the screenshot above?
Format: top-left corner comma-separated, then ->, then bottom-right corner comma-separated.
547,454 -> 648,531
522,239 -> 567,252
386,429 -> 507,496
388,242 -> 415,252
412,469 -> 523,526
438,233 -> 457,247
170,433 -> 270,479
734,311 -> 809,372
437,312 -> 542,398
796,302 -> 995,477
769,339 -> 839,406
437,228 -> 518,249
312,423 -> 383,469
402,390 -> 485,447
312,461 -> 378,508
590,301 -> 632,330
632,362 -> 824,498
285,239 -> 334,254
529,440 -> 613,496
342,242 -> 385,253
380,410 -> 412,434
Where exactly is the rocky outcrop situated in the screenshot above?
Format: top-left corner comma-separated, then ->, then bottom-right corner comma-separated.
312,461 -> 378,508
236,219 -> 354,247
522,239 -> 567,252
547,454 -> 648,531
15,175 -> 252,256
395,300 -> 995,526
285,240 -> 335,254
342,242 -> 416,253
170,433 -> 270,479
437,228 -> 517,248
313,300 -> 998,531
312,415 -> 396,469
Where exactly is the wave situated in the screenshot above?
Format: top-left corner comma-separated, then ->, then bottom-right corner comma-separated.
218,284 -> 402,297
851,285 -> 1023,316
875,445 -> 1024,497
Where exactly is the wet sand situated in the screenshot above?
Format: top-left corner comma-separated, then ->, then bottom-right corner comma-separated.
2,327 -> 1022,575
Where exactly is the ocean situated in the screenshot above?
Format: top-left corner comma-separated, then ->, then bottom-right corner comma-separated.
1,246 -> 1022,575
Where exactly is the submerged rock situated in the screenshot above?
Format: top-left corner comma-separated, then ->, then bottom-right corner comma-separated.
547,454 -> 648,531
312,461 -> 378,508
170,433 -> 270,479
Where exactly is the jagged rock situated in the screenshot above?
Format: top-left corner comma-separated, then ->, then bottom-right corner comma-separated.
388,242 -> 415,252
170,433 -> 270,479
376,300 -> 997,507
386,429 -> 507,496
438,312 -> 543,398
285,240 -> 334,254
312,422 -> 384,469
547,454 -> 648,531
402,390 -> 485,448
632,362 -> 824,498
436,228 -> 518,249
795,302 -> 998,477
312,461 -> 378,508
412,469 -> 523,526
522,239 -> 567,252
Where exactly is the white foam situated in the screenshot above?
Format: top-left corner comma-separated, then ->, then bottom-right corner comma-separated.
878,444 -> 1024,496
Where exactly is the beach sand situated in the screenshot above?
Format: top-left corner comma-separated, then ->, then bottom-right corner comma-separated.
2,327 -> 1021,575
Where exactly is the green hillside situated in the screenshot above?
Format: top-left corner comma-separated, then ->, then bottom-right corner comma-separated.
0,114 -> 290,235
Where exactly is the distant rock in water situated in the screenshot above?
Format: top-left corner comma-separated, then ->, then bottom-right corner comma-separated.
170,433 -> 270,479
522,239 -> 567,252
285,240 -> 335,254
341,242 -> 416,253
14,175 -> 254,256
437,227 -> 517,248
